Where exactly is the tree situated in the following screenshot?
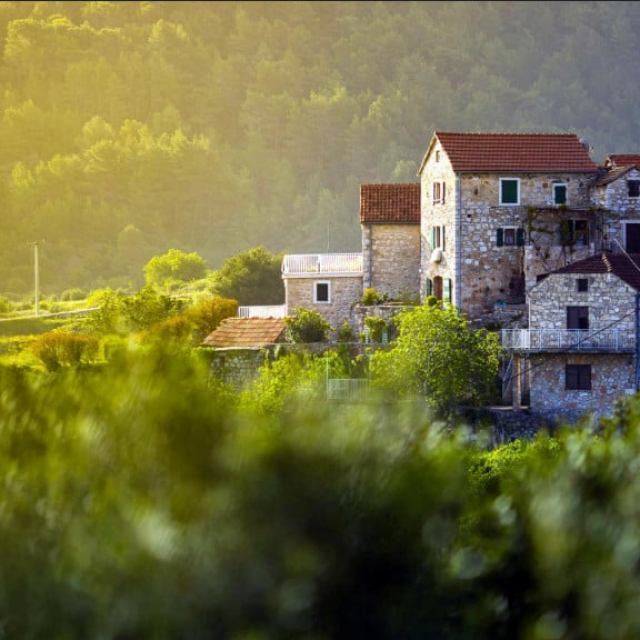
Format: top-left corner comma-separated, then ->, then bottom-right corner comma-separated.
285,306 -> 333,343
185,296 -> 238,343
369,301 -> 502,415
211,246 -> 284,305
143,249 -> 208,290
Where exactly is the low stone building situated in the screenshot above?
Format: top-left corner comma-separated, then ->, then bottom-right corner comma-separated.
501,253 -> 640,424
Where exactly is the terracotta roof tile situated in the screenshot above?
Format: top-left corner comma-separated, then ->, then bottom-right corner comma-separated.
606,154 -> 640,168
592,165 -> 635,187
202,317 -> 287,348
360,183 -> 420,224
546,252 -> 640,291
430,132 -> 598,173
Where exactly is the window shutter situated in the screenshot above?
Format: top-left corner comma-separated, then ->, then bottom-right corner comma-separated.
445,279 -> 452,301
442,182 -> 446,204
516,228 -> 525,246
431,227 -> 436,248
497,228 -> 504,247
426,278 -> 432,296
442,226 -> 446,251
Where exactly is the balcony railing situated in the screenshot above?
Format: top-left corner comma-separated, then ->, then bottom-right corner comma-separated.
238,305 -> 287,318
327,378 -> 370,401
501,328 -> 636,352
282,253 -> 363,275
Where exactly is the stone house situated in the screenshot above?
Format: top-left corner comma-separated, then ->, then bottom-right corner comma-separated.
501,253 -> 640,424
277,131 -> 640,422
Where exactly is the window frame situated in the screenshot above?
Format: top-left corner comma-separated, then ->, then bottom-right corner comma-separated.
566,364 -> 592,391
567,306 -> 589,330
431,225 -> 446,250
499,178 -> 520,206
553,183 -> 568,205
560,219 -> 590,246
497,227 -> 525,247
314,281 -> 331,304
628,179 -> 640,198
577,278 -> 589,292
432,181 -> 446,205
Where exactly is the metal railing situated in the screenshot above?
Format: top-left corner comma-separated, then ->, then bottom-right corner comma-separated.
327,378 -> 370,401
501,328 -> 636,352
238,305 -> 287,318
282,253 -> 363,275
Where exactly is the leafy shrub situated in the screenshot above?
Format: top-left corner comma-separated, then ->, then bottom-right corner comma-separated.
30,331 -> 99,371
364,315 -> 388,342
185,297 -> 238,342
285,307 -> 333,343
362,287 -> 382,305
60,288 -> 86,302
336,320 -> 356,342
0,296 -> 11,314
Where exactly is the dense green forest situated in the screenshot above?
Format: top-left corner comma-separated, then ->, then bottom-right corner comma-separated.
1,0 -> 639,295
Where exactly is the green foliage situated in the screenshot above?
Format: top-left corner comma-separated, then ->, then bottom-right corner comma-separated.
86,286 -> 180,335
60,287 -> 86,302
185,296 -> 238,343
143,249 -> 208,290
336,319 -> 356,342
364,315 -> 388,342
211,246 -> 284,305
285,307 -> 333,343
0,296 -> 11,314
370,304 -> 502,415
362,286 -> 383,305
30,330 -> 99,371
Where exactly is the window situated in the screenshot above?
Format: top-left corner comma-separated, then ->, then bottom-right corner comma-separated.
314,281 -> 330,303
497,227 -> 525,247
577,278 -> 589,292
431,225 -> 445,250
628,180 -> 640,198
500,178 -> 520,205
567,306 -> 589,330
566,364 -> 591,390
560,220 -> 590,246
553,183 -> 567,205
435,150 -> 441,162
432,181 -> 446,204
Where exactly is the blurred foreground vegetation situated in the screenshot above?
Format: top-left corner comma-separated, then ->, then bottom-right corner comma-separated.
1,315 -> 640,637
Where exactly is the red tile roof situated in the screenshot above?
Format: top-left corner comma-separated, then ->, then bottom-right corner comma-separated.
202,317 -> 287,348
421,132 -> 598,173
546,252 -> 640,291
360,183 -> 420,224
606,154 -> 640,168
592,165 -> 635,188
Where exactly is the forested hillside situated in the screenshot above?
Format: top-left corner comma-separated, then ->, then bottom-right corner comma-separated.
1,0 -> 639,295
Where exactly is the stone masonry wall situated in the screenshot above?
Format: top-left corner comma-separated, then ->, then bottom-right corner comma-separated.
284,275 -> 363,332
420,139 -> 595,321
529,353 -> 634,424
362,223 -> 420,300
529,272 -> 636,330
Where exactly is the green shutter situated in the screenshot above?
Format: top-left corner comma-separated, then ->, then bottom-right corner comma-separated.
501,179 -> 518,204
497,228 -> 504,247
445,279 -> 452,302
426,278 -> 432,296
431,227 -> 435,248
517,228 -> 525,246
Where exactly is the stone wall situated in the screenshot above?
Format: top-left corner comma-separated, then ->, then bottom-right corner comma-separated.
284,274 -> 363,331
528,352 -> 635,424
362,223 -> 420,299
529,271 -> 636,330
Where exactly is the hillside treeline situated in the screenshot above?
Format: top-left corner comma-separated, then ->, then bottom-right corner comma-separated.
1,1 -> 638,294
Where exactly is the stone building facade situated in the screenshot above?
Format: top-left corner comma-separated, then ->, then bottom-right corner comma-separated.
502,253 -> 640,423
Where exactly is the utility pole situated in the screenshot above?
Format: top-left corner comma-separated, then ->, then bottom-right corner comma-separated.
30,240 -> 43,317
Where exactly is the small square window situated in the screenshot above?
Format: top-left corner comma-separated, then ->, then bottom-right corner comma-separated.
628,180 -> 640,198
554,184 -> 567,205
500,178 -> 520,205
566,364 -> 591,390
577,278 -> 588,292
314,281 -> 330,303
567,306 -> 589,330
503,228 -> 516,246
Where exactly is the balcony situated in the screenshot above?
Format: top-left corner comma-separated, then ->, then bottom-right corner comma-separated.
282,253 -> 363,276
238,305 -> 287,318
501,328 -> 636,352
